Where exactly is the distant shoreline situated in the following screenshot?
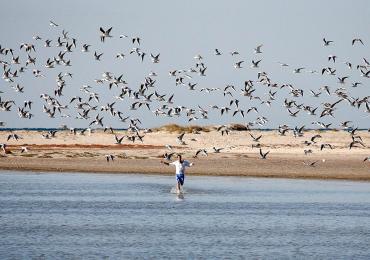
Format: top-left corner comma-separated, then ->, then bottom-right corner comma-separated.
0,128 -> 369,181
0,124 -> 368,132
1,155 -> 369,182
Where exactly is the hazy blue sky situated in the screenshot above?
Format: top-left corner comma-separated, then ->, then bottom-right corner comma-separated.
1,0 -> 369,129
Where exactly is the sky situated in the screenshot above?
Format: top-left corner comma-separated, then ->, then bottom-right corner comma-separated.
0,0 -> 369,129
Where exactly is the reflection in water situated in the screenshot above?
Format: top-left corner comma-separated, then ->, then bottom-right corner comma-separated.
176,192 -> 185,201
1,172 -> 370,259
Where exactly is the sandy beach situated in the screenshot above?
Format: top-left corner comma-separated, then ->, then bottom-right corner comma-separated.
0,127 -> 369,180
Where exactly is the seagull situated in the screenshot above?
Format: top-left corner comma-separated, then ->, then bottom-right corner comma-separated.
89,114 -> 104,127
277,61 -> 289,67
351,82 -> 362,88
104,126 -> 114,134
49,20 -> 59,27
45,58 -> 55,68
44,39 -> 52,47
234,61 -> 244,69
214,49 -> 222,55
323,38 -> 333,46
149,71 -> 158,77
140,52 -> 146,62
249,133 -> 262,142
363,156 -> 370,162
288,109 -> 299,117
176,132 -> 185,144
199,67 -> 207,76
360,69 -> 370,78
114,135 -> 124,144
116,53 -> 125,59
320,85 -> 331,95
94,51 -> 103,61
188,83 -> 197,90
251,59 -> 262,68
106,154 -> 114,162
344,61 -> 352,69
328,55 -> 337,63
338,76 -> 349,84
194,149 -> 208,158
151,53 -> 160,63
293,68 -> 305,73
194,54 -> 203,60
259,148 -> 270,159
0,144 -> 8,154
217,125 -> 230,136
62,29 -> 69,40
21,146 -> 29,153
322,67 -> 336,76
132,37 -> 141,45
42,133 -> 51,139
310,90 -> 322,97
7,133 -> 21,141
212,147 -> 224,153
310,134 -> 322,143
303,161 -> 318,167
100,27 -> 113,42
254,44 -> 263,54
363,58 -> 370,66
82,44 -> 91,52
320,143 -> 334,151
352,38 -> 364,46
341,121 -> 352,129
252,143 -> 261,149
163,152 -> 175,161
349,140 -> 365,149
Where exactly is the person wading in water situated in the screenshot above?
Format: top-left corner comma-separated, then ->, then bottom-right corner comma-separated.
161,154 -> 194,194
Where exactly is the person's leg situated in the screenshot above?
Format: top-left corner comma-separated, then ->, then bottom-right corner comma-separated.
175,174 -> 185,193
176,174 -> 181,193
177,174 -> 184,193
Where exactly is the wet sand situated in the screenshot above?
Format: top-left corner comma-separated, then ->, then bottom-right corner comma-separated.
0,129 -> 369,180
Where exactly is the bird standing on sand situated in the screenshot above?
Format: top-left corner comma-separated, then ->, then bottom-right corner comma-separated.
303,161 -> 318,167
106,154 -> 114,162
212,147 -> 224,153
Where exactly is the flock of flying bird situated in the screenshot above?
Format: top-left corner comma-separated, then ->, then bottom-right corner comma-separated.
0,20 -> 369,165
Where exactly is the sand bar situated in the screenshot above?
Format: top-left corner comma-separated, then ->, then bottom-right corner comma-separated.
0,128 -> 369,181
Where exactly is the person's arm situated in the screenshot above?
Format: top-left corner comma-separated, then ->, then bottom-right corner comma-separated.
185,160 -> 194,167
160,160 -> 171,166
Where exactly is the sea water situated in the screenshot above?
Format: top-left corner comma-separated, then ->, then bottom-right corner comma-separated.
1,171 -> 370,259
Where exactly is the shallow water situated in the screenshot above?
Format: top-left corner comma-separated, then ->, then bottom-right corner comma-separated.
1,172 -> 370,259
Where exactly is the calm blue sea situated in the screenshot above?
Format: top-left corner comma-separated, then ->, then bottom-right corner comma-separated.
1,172 -> 370,259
